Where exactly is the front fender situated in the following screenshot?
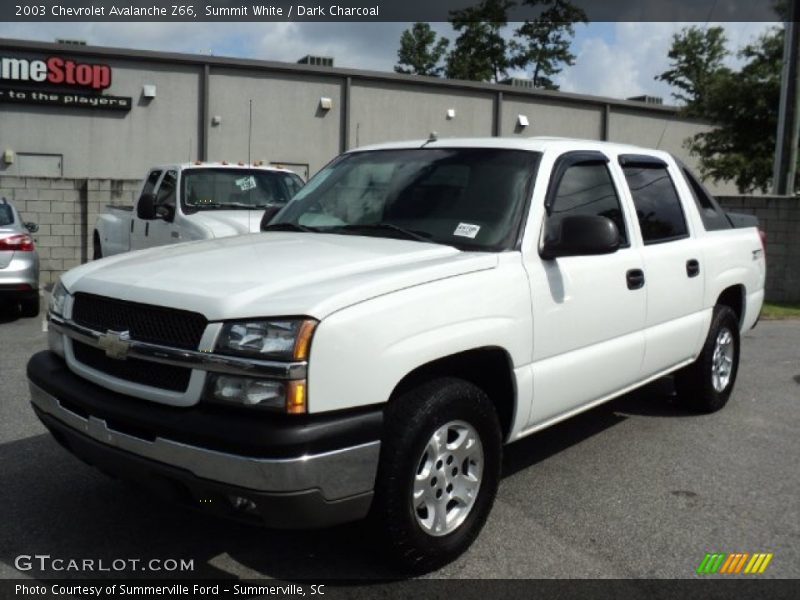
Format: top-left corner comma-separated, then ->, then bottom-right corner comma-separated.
306,261 -> 532,414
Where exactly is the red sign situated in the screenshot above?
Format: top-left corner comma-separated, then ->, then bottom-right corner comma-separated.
0,56 -> 112,90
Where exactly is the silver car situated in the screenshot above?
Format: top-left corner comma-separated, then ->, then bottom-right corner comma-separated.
0,197 -> 40,317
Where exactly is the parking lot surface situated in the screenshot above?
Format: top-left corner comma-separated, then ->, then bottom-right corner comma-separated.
0,304 -> 798,579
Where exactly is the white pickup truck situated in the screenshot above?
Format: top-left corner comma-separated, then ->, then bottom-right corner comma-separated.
30,138 -> 765,572
93,162 -> 304,258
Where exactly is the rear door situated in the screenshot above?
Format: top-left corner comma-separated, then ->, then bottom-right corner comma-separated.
525,150 -> 647,427
618,154 -> 705,377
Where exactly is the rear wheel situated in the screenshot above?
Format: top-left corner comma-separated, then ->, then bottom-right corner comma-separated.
675,305 -> 740,413
371,377 -> 502,573
20,296 -> 40,318
93,233 -> 102,260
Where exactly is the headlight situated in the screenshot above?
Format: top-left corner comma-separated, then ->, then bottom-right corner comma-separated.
215,318 -> 317,361
205,375 -> 306,413
48,280 -> 68,316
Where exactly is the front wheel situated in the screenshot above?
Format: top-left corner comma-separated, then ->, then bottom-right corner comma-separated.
675,305 -> 740,413
370,377 -> 502,573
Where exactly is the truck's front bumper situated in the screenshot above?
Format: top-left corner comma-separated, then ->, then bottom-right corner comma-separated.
28,351 -> 382,528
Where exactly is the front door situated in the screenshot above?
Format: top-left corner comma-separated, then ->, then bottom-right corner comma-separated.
525,151 -> 647,427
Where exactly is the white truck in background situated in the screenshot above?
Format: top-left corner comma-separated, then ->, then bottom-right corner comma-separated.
93,162 -> 304,258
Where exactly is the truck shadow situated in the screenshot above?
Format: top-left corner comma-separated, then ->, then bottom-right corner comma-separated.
0,377 -> 691,583
502,377 -> 693,478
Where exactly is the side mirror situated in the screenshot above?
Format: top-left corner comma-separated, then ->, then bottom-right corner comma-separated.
136,193 -> 157,220
24,222 -> 39,233
541,214 -> 620,260
259,205 -> 283,231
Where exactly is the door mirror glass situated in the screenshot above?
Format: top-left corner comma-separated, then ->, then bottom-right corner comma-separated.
137,193 -> 157,220
24,222 -> 39,233
541,214 -> 620,260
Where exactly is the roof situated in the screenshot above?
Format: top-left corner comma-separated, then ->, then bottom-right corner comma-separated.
350,136 -> 672,160
152,162 -> 297,173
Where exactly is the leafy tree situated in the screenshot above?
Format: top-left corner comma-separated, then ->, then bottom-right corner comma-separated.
656,26 -> 730,117
446,0 -> 515,82
511,0 -> 588,90
684,29 -> 784,192
395,23 -> 449,77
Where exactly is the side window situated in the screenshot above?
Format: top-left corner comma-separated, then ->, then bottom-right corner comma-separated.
681,166 -> 731,231
141,170 -> 162,199
622,165 -> 688,244
547,161 -> 628,245
155,170 -> 177,208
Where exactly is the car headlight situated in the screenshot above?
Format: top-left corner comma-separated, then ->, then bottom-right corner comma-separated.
215,318 -> 317,361
48,280 -> 69,317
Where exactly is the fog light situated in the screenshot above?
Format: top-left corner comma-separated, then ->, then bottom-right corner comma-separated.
213,376 -> 285,409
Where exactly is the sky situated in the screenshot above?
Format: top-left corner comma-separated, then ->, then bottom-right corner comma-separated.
0,21 -> 780,103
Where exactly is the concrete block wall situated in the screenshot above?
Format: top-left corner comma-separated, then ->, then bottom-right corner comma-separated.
2,177 -> 797,303
0,176 -> 139,285
717,196 -> 800,303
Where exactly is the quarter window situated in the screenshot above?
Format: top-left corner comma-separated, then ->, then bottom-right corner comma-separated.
622,165 -> 688,244
547,161 -> 628,245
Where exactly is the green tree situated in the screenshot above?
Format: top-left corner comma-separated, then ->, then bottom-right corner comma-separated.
395,22 -> 450,77
446,0 -> 515,82
685,29 -> 784,192
511,0 -> 588,90
656,26 -> 730,117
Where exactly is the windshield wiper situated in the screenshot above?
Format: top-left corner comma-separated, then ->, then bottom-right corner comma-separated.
331,223 -> 435,243
263,222 -> 319,233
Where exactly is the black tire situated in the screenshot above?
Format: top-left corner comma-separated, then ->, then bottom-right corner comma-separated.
93,233 -> 102,260
20,297 -> 40,318
675,305 -> 740,413
371,377 -> 502,573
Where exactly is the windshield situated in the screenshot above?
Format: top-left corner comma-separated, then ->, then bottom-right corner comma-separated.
181,168 -> 304,212
271,148 -> 540,251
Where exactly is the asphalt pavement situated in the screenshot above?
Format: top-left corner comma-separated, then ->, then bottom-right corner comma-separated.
0,302 -> 798,580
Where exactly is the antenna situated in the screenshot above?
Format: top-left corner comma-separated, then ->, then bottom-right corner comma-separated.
188,137 -> 192,162
248,99 -> 253,166
247,99 -> 254,232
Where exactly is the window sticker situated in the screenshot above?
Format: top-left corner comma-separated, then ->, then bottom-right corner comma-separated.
453,222 -> 480,239
235,176 -> 257,191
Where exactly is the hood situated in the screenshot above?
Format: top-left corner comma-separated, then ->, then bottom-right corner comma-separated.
189,210 -> 264,237
62,233 -> 497,320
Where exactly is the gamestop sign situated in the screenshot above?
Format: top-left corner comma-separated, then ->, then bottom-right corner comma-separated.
1,56 -> 111,89
0,55 -> 131,111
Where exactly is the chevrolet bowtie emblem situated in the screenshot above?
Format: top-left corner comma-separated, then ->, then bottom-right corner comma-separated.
98,330 -> 131,360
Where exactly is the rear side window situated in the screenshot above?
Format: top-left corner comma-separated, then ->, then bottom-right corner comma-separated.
548,162 -> 628,245
622,164 -> 688,244
680,165 -> 731,231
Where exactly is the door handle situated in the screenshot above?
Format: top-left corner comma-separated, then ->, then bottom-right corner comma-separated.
145,222 -> 149,236
626,269 -> 645,290
686,259 -> 700,278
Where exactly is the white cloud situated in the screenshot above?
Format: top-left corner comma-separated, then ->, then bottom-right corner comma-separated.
558,21 -> 779,102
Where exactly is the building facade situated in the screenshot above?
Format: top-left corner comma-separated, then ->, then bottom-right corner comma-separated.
0,38 -> 725,190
